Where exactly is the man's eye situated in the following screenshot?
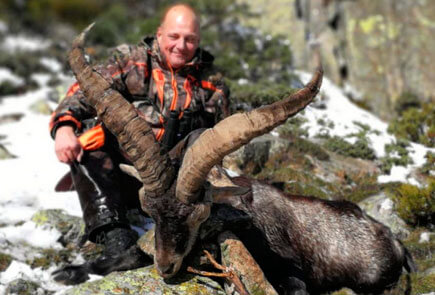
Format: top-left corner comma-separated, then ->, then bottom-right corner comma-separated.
169,35 -> 178,40
186,38 -> 197,44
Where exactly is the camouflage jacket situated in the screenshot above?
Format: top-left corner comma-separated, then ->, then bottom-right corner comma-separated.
49,36 -> 230,143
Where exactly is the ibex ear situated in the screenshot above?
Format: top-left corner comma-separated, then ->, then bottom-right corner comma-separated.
206,165 -> 236,187
204,181 -> 250,211
119,164 -> 141,181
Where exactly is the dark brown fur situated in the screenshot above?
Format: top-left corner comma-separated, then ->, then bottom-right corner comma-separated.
213,173 -> 416,294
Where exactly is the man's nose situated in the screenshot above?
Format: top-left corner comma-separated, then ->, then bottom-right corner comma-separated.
176,39 -> 187,51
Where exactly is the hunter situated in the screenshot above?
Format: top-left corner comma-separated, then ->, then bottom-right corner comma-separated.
49,3 -> 230,282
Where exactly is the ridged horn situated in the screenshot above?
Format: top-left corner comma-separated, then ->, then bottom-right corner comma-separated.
176,65 -> 323,204
68,23 -> 175,197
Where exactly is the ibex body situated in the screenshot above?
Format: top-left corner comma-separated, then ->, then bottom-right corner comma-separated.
68,25 -> 415,294
206,169 -> 416,294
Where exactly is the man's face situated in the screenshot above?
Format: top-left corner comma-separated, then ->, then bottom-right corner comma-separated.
157,13 -> 200,69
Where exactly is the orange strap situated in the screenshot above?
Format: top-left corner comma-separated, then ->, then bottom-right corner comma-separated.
78,125 -> 105,151
152,69 -> 165,109
49,111 -> 82,132
201,80 -> 225,97
180,76 -> 194,118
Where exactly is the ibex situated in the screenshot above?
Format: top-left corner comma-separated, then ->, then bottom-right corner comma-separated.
67,25 -> 415,294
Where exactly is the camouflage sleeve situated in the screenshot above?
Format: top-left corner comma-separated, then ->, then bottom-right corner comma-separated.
49,44 -> 150,139
202,67 -> 231,120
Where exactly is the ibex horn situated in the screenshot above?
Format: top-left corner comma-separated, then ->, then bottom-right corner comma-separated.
68,23 -> 175,197
176,65 -> 323,204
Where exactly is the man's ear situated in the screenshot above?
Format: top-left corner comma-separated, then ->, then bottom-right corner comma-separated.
156,26 -> 163,42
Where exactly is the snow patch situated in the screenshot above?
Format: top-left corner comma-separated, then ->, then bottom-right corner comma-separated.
0,67 -> 24,86
419,232 -> 432,243
0,221 -> 62,249
379,198 -> 393,213
40,57 -> 62,73
2,35 -> 51,51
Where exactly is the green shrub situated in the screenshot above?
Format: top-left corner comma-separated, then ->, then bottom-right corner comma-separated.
388,102 -> 435,148
403,228 -> 435,272
394,91 -> 421,115
389,181 -> 435,227
0,81 -> 22,97
342,174 -> 382,203
0,51 -> 50,81
379,139 -> 413,174
278,117 -> 309,138
420,151 -> 435,175
26,0 -> 105,31
323,136 -> 376,160
228,79 -> 299,109
0,252 -> 12,271
87,4 -> 130,47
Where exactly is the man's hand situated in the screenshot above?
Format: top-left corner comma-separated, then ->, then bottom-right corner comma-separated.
55,126 -> 83,164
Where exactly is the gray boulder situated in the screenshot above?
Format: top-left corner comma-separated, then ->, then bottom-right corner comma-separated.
64,265 -> 225,295
358,193 -> 410,239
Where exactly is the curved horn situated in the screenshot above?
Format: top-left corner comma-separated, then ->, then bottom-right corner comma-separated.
68,24 -> 175,197
176,65 -> 323,203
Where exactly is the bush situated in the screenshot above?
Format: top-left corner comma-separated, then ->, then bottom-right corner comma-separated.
379,139 -> 413,174
388,102 -> 435,148
420,151 -> 435,175
389,181 -> 435,227
0,51 -> 50,81
0,81 -> 22,97
394,91 -> 421,115
228,80 -> 297,107
278,117 -> 309,138
323,136 -> 376,160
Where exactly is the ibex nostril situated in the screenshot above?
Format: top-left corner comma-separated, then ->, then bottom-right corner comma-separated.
160,263 -> 175,275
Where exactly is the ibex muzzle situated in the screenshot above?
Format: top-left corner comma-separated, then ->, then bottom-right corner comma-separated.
68,24 -> 322,279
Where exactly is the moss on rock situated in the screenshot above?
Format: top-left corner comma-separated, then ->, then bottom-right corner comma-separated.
65,265 -> 225,295
28,248 -> 73,270
31,209 -> 84,246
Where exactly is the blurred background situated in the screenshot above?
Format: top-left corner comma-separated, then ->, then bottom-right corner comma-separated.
1,0 -> 434,125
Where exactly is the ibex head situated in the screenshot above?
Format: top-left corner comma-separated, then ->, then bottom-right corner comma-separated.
68,24 -> 322,278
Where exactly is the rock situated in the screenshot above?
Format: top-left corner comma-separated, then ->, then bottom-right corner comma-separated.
5,278 -> 44,295
358,193 -> 410,239
330,288 -> 357,295
0,113 -> 24,125
223,134 -> 289,175
31,209 -> 84,247
219,231 -> 278,295
29,99 -> 52,115
0,143 -> 16,160
419,232 -> 434,243
64,265 -> 225,295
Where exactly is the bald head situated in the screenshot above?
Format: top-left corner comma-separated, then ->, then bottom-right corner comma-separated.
157,4 -> 201,69
160,4 -> 200,32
